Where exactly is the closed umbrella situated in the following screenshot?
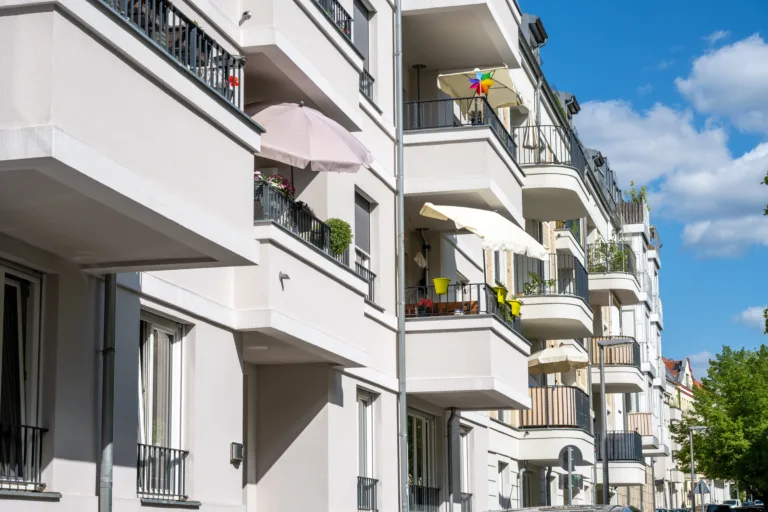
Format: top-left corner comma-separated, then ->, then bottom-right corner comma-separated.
247,102 -> 374,173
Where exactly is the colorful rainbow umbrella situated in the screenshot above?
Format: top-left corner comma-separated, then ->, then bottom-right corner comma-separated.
468,70 -> 494,95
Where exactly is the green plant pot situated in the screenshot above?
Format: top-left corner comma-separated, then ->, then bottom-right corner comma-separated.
432,278 -> 451,295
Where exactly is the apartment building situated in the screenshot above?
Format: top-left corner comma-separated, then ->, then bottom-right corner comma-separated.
0,2 -> 675,512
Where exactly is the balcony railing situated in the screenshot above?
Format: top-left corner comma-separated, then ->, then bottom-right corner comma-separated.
405,283 -> 521,333
360,69 -> 375,102
555,220 -> 582,245
513,253 -> 589,305
409,484 -> 440,512
100,0 -> 244,110
0,424 -> 47,490
618,201 -> 650,231
595,431 -> 643,462
403,97 -> 518,162
358,476 -> 378,511
590,336 -> 641,370
356,263 -> 376,303
653,295 -> 664,326
461,492 -> 473,512
520,386 -> 591,433
509,124 -> 586,177
136,444 -> 189,501
314,0 -> 353,40
587,241 -> 637,277
254,181 -> 348,266
626,412 -> 653,437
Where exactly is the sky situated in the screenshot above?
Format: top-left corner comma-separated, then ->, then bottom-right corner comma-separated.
529,1 -> 768,378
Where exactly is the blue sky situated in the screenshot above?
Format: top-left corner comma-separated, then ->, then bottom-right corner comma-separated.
529,1 -> 768,377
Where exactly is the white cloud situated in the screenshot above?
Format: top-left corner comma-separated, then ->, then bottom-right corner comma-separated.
637,83 -> 653,96
688,351 -> 713,379
657,59 -> 675,70
702,30 -> 730,46
733,306 -> 768,330
676,34 -> 768,132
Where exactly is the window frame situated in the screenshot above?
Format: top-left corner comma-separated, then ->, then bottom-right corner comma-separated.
357,390 -> 376,479
459,427 -> 471,494
407,409 -> 436,487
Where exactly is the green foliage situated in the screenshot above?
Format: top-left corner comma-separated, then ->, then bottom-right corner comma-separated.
624,181 -> 650,211
589,241 -> 632,273
523,272 -> 555,295
326,218 -> 352,256
669,346 -> 768,502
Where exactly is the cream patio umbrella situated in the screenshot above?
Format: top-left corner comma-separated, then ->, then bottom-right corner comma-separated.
247,102 -> 374,173
437,66 -> 528,117
528,340 -> 590,375
419,203 -> 547,259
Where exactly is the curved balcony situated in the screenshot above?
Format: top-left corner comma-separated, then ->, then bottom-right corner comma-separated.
595,431 -> 646,485
514,253 -> 593,339
404,283 -> 531,410
590,337 -> 645,393
587,242 -> 641,306
511,125 -> 590,221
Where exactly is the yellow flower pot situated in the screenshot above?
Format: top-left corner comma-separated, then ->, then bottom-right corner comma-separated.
508,299 -> 522,317
493,286 -> 507,304
433,277 -> 451,295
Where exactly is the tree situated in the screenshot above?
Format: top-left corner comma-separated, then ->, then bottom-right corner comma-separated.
670,346 -> 768,504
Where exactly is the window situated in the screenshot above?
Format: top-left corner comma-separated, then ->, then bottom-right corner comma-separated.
355,192 -> 372,257
494,251 -> 506,285
138,313 -> 183,448
498,461 -> 510,509
353,0 -> 371,68
357,391 -> 375,478
407,411 -> 435,487
460,429 -> 470,494
0,265 -> 42,488
455,272 -> 469,301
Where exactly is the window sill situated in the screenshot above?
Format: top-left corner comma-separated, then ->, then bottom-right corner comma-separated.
141,498 -> 202,509
0,489 -> 62,501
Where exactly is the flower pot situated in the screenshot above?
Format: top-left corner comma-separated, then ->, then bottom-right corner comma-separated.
493,286 -> 507,304
433,278 -> 451,295
508,299 -> 522,317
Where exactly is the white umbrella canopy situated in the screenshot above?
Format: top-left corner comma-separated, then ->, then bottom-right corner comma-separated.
437,66 -> 528,116
419,203 -> 548,259
247,102 -> 374,173
528,340 -> 589,375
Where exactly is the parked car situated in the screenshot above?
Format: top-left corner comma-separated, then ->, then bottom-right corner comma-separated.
708,504 -> 734,512
725,500 -> 743,508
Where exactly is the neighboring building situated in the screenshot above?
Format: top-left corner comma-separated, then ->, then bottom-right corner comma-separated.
0,2 -> 674,512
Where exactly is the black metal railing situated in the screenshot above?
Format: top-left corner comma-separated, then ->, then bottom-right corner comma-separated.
405,283 -> 521,333
587,241 -> 637,277
461,492 -> 473,512
137,444 -> 189,500
591,336 -> 642,370
403,98 -> 518,162
358,476 -> 378,511
409,484 -> 440,512
254,181 -> 349,265
0,424 -> 47,489
356,263 -> 376,303
360,69 -> 375,102
521,386 -> 591,433
595,431 -> 643,462
100,0 -> 244,110
513,253 -> 589,304
555,220 -> 581,244
589,159 -> 622,218
314,0 -> 353,39
510,124 -> 586,177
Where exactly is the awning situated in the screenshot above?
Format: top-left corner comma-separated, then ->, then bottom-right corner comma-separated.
528,340 -> 589,374
419,203 -> 547,259
437,66 -> 529,116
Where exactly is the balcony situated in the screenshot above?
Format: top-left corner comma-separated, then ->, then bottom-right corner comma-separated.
404,283 -> 531,410
669,405 -> 683,422
510,125 -> 591,221
358,476 -> 378,511
0,424 -> 47,492
590,337 -> 645,393
519,386 -> 595,466
136,444 -> 191,503
595,431 -> 646,486
651,295 -> 664,330
554,220 -> 585,265
587,242 -> 642,306
669,468 -> 685,484
514,253 -> 593,339
619,201 -> 650,235
409,484 -> 440,512
235,182 -> 370,368
0,0 -> 262,272
403,97 -> 524,227
402,0 -> 520,71
627,412 -> 664,455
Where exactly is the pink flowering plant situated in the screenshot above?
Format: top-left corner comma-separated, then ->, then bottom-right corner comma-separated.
255,171 -> 295,200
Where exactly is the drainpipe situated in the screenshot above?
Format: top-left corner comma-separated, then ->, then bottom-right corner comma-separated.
546,466 -> 552,506
588,335 -> 596,505
652,459 -> 657,512
446,408 -> 458,510
395,1 -> 409,512
99,274 -> 116,512
518,467 -> 528,507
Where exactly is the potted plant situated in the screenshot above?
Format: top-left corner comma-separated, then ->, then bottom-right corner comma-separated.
523,272 -> 555,295
432,277 -> 451,295
326,218 -> 353,257
417,297 -> 433,315
507,295 -> 523,317
492,283 -> 508,304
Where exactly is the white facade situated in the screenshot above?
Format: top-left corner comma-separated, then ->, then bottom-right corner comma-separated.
0,1 -> 680,512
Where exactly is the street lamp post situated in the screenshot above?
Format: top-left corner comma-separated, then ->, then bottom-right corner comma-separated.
689,426 -> 707,512
597,338 -> 635,505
